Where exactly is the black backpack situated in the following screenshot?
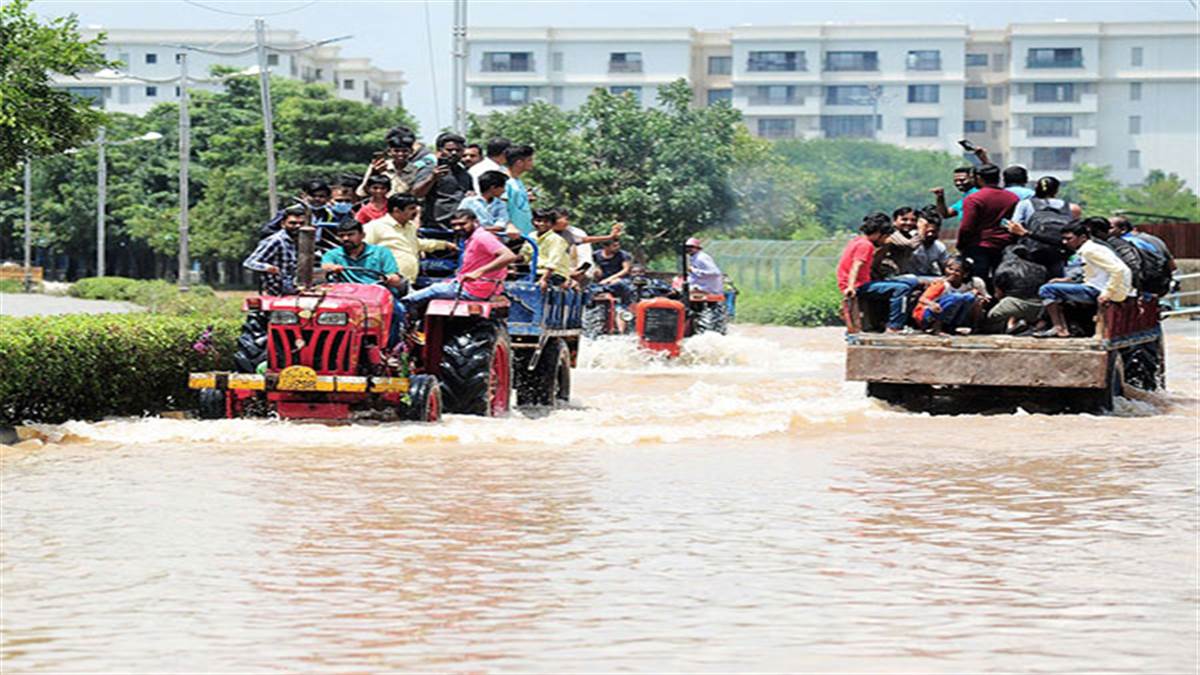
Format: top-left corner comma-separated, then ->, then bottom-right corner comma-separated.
1099,237 -> 1143,291
1132,238 -> 1172,295
994,246 -> 1048,299
1020,198 -> 1073,268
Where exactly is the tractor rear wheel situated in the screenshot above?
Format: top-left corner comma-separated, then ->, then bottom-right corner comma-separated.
582,304 -> 609,338
233,310 -> 269,373
696,303 -> 728,335
515,338 -> 571,407
196,388 -> 227,419
403,374 -> 442,422
438,322 -> 512,416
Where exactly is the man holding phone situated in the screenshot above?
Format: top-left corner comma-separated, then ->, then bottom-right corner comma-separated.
356,127 -> 434,198
412,132 -> 473,229
930,140 -> 990,220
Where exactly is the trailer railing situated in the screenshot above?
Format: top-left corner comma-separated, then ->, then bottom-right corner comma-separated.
1162,272 -> 1200,318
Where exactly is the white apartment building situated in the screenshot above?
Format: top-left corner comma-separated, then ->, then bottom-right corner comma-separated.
52,28 -> 406,116
466,21 -> 1199,187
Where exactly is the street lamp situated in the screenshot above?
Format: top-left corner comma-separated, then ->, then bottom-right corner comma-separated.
95,129 -> 163,277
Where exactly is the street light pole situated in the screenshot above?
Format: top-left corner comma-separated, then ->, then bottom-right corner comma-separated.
96,126 -> 107,277
452,0 -> 468,133
178,52 -> 191,292
255,18 -> 280,215
23,156 -> 32,292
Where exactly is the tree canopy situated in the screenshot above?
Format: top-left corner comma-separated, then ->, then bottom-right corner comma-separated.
1066,165 -> 1200,222
0,0 -> 113,167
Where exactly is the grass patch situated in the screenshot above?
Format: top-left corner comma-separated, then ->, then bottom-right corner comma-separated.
69,277 -> 242,318
735,279 -> 843,327
0,278 -> 42,293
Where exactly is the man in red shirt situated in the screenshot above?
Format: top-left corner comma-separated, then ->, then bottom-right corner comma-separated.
956,163 -> 1018,289
838,213 -> 915,332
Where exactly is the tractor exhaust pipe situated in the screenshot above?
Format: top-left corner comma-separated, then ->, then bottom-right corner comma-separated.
297,225 -> 316,289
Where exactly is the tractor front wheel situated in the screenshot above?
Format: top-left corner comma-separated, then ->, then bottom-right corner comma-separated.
403,374 -> 443,422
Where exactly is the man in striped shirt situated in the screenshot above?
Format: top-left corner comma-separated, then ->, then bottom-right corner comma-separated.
243,204 -> 304,296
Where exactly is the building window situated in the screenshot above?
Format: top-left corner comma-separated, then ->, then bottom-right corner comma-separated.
906,118 -> 939,137
551,52 -> 563,72
145,86 -> 157,97
747,51 -> 805,72
825,51 -> 878,71
1032,147 -> 1074,171
608,52 -> 643,73
343,79 -> 355,90
965,86 -> 987,100
1032,116 -> 1073,137
1032,82 -> 1076,103
757,118 -> 796,139
825,85 -> 873,106
1128,150 -> 1141,168
609,86 -> 642,103
1129,115 -> 1141,134
963,120 -> 987,133
551,87 -> 563,105
174,86 -> 180,97
992,120 -> 1004,138
992,53 -> 1007,72
707,88 -> 733,105
906,50 -> 941,71
965,53 -> 988,67
65,87 -> 106,107
267,53 -> 279,67
708,56 -> 732,75
821,115 -> 879,139
482,52 -> 533,72
488,85 -> 529,106
991,86 -> 1006,105
174,53 -> 184,64
1131,47 -> 1143,67
1027,48 -> 1083,68
315,68 -> 323,80
752,85 -> 800,105
1130,82 -> 1142,101
145,53 -> 157,64
907,84 -> 939,103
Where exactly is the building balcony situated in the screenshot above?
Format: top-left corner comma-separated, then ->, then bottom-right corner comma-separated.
1010,92 -> 1097,114
740,99 -> 819,116
1010,127 -> 1096,148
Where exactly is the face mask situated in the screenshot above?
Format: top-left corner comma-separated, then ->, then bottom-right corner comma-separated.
331,202 -> 352,215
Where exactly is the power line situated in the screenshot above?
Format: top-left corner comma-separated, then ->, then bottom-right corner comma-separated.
424,0 -> 442,127
181,0 -> 322,18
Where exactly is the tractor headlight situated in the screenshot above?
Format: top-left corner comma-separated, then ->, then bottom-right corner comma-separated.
618,310 -> 634,322
316,311 -> 348,326
269,310 -> 299,325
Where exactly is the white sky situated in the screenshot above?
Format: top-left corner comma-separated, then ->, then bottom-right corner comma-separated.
33,0 -> 1200,137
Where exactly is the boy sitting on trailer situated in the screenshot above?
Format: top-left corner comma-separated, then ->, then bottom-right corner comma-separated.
912,256 -> 989,334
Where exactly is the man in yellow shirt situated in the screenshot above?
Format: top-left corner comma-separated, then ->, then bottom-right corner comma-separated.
533,209 -> 571,288
363,194 -> 457,283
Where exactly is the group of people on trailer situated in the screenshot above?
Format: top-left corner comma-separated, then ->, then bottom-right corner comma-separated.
837,148 -> 1177,338
241,126 -> 724,347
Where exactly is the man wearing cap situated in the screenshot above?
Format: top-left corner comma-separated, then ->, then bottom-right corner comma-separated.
357,127 -> 435,198
684,237 -> 724,294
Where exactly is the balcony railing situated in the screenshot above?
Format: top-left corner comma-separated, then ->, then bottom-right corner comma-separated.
481,60 -> 535,73
608,61 -> 643,73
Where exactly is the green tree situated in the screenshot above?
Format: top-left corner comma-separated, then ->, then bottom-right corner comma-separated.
0,0 -> 113,167
1063,164 -> 1123,217
471,80 -> 741,258
1122,170 -> 1200,221
723,128 -> 820,240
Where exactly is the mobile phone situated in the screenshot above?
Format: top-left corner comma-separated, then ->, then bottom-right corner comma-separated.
957,139 -> 977,152
373,150 -> 386,160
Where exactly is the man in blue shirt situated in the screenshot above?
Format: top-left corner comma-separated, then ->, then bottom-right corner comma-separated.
321,220 -> 407,346
930,166 -> 978,220
504,144 -> 535,235
457,170 -> 510,233
1003,166 -> 1035,200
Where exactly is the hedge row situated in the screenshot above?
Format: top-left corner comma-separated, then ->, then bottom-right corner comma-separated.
0,314 -> 240,425
734,280 -> 844,327
69,277 -> 242,318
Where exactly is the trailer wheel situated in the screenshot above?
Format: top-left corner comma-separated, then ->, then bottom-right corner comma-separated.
515,338 -> 571,407
1121,341 -> 1161,392
233,310 -> 269,373
866,382 -> 931,409
696,303 -> 728,335
582,304 -> 609,338
196,388 -> 227,419
404,374 -> 442,422
1098,351 -> 1126,413
439,322 -> 511,416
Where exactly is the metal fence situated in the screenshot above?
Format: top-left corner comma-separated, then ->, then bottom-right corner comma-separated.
705,239 -> 846,292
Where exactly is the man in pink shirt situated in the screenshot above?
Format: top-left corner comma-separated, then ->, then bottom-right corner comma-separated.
402,209 -> 518,316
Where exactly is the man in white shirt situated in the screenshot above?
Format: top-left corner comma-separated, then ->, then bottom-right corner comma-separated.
469,138 -> 510,194
685,237 -> 725,295
1035,221 -> 1131,338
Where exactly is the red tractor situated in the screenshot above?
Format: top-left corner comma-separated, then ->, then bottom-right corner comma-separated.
189,227 -> 516,422
628,246 -> 735,358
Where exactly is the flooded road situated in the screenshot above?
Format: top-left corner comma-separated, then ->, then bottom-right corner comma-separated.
3,324 -> 1197,672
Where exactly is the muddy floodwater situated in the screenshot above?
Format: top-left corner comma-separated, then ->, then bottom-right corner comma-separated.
2,324 -> 1197,672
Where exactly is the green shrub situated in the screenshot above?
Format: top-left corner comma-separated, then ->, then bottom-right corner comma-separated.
0,314 -> 240,424
68,277 -> 241,318
0,278 -> 42,293
734,280 -> 844,327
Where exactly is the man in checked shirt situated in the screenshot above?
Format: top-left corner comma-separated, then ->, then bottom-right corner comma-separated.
243,204 -> 305,296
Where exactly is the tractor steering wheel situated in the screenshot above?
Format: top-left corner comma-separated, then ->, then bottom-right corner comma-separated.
328,265 -> 389,285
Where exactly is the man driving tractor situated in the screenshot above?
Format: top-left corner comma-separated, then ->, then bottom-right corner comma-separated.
684,237 -> 724,294
321,219 -> 408,348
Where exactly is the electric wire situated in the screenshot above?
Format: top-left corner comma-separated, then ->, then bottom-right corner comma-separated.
181,0 -> 321,18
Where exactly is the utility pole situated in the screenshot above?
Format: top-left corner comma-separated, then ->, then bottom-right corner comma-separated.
96,126 -> 107,277
255,18 -> 280,215
22,156 -> 32,292
451,0 -> 469,133
178,52 -> 191,291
